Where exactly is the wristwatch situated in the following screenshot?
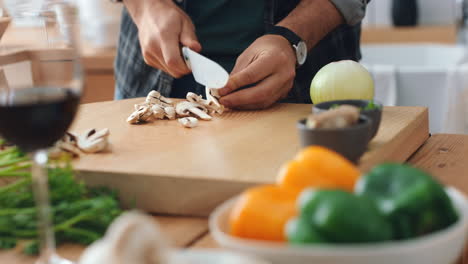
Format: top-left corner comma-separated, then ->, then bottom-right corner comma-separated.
266,25 -> 307,67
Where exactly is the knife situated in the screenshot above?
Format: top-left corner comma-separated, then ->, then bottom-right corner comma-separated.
182,47 -> 229,89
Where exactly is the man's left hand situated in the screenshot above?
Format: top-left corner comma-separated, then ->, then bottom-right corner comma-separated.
218,35 -> 297,110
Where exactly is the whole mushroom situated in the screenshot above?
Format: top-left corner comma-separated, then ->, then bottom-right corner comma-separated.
79,211 -> 169,264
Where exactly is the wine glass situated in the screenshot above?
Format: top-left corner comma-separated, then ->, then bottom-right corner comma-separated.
0,3 -> 82,264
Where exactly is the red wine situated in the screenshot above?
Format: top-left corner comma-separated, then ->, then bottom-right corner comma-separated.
0,87 -> 80,152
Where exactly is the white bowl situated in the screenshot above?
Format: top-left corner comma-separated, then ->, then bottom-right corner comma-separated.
209,187 -> 468,264
170,249 -> 271,264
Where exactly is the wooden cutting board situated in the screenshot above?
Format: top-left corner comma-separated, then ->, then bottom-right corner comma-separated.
71,98 -> 429,216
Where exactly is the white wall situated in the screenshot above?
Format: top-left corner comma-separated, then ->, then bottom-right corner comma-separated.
363,0 -> 461,27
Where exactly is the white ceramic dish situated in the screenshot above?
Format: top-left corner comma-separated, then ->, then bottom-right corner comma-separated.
209,187 -> 468,264
170,249 -> 270,264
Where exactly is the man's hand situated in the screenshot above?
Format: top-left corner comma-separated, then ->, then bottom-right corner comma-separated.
219,0 -> 344,110
124,0 -> 201,78
218,35 -> 296,110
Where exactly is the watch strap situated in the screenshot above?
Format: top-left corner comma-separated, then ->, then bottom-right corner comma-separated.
265,25 -> 301,46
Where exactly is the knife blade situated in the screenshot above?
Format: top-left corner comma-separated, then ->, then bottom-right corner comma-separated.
182,47 -> 229,89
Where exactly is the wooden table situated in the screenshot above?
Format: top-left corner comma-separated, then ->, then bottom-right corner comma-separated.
2,133 -> 468,263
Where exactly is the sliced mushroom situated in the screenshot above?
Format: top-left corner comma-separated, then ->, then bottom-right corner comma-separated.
77,128 -> 110,153
306,105 -> 360,129
174,102 -> 192,117
209,87 -> 221,99
175,101 -> 212,121
127,111 -> 140,124
178,117 -> 199,128
186,92 -> 204,104
140,107 -> 154,122
146,91 -> 173,107
49,132 -> 81,158
134,103 -> 150,111
127,106 -> 153,124
205,87 -> 224,114
187,91 -> 225,114
164,106 -> 176,120
127,89 -> 226,127
151,105 -> 166,120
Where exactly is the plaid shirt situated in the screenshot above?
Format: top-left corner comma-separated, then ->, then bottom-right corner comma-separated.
114,0 -> 368,103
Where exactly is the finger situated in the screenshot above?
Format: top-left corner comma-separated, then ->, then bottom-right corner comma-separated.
142,50 -> 164,70
280,81 -> 294,99
230,54 -> 251,76
220,74 -> 287,109
140,36 -> 164,69
218,57 -> 276,97
139,34 -> 178,76
180,21 -> 202,53
145,52 -> 181,77
159,30 -> 190,77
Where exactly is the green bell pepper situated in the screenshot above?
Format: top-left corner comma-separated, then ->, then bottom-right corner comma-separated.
297,189 -> 393,243
286,217 -> 325,244
355,163 -> 458,240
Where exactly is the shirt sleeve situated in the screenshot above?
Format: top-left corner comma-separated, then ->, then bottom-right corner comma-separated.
330,0 -> 369,26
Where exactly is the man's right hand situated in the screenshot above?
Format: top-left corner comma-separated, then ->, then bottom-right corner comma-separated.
124,0 -> 202,78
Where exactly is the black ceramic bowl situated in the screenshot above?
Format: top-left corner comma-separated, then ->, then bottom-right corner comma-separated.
312,100 -> 382,139
297,115 -> 372,163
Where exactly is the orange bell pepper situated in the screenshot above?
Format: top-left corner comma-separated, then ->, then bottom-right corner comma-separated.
277,146 -> 360,192
229,185 -> 298,242
229,146 -> 360,242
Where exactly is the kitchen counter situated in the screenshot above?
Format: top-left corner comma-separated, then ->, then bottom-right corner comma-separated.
0,24 -> 116,104
361,25 -> 458,44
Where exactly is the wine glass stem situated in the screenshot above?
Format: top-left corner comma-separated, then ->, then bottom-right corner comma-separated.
32,150 -> 56,264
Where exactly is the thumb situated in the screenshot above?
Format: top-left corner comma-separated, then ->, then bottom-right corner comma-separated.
180,22 -> 202,52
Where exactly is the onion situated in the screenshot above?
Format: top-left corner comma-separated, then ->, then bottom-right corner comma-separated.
310,60 -> 374,104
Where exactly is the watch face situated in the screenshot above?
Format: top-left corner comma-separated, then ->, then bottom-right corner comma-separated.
296,41 -> 307,65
